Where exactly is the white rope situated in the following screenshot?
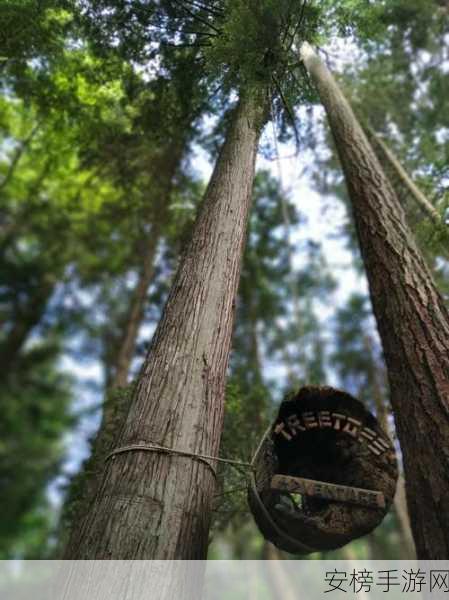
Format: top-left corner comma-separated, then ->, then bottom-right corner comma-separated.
105,442 -> 255,479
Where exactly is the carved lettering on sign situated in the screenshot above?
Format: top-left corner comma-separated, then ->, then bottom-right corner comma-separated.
286,413 -> 306,434
271,474 -> 386,509
273,411 -> 391,457
343,417 -> 362,438
332,412 -> 346,431
302,411 -> 318,429
274,422 -> 292,441
318,410 -> 332,428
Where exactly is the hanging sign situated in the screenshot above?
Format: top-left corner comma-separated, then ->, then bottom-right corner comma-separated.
248,385 -> 398,555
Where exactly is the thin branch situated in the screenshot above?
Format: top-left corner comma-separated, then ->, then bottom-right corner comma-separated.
272,73 -> 300,150
178,0 -> 224,17
173,1 -> 222,34
148,23 -> 217,37
161,41 -> 212,48
369,127 -> 442,224
281,0 -> 296,46
286,0 -> 307,53
213,486 -> 248,498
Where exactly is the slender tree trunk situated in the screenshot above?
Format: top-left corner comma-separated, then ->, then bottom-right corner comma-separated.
300,42 -> 449,559
394,474 -> 416,558
109,230 -> 160,390
0,277 -> 54,378
361,333 -> 389,434
361,334 -> 416,558
368,129 -> 441,224
64,91 -> 267,560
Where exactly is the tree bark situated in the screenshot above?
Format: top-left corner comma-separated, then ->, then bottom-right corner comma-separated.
300,42 -> 449,559
64,90 -> 267,560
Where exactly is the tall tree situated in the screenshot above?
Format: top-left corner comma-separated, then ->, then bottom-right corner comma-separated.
64,88 -> 268,560
300,42 -> 449,559
63,0 -> 322,561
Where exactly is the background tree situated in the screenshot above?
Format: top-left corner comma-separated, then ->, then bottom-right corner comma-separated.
300,41 -> 449,559
331,293 -> 415,559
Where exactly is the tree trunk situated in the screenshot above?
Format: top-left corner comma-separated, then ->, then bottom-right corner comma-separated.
300,42 -> 449,559
361,334 -> 416,558
361,333 -> 389,434
368,129 -> 441,224
64,90 -> 267,560
109,231 -> 160,390
394,473 -> 416,558
0,276 -> 54,379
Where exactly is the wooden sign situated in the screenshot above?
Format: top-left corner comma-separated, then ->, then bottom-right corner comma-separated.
271,474 -> 386,509
248,387 -> 398,553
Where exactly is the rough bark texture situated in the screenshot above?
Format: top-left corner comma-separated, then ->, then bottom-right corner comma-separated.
64,91 -> 267,560
301,42 -> 449,559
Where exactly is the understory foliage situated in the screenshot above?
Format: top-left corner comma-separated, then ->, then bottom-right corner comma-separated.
0,0 -> 447,558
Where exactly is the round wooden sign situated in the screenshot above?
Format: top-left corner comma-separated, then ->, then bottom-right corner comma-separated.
248,386 -> 398,554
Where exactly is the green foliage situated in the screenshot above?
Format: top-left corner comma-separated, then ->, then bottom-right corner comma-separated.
0,1 -> 74,63
330,293 -> 384,407
317,0 -> 387,40
0,339 -> 74,558
210,379 -> 271,557
205,0 -> 286,87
